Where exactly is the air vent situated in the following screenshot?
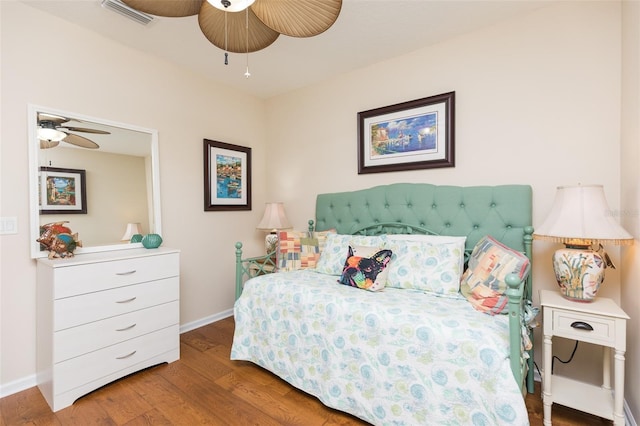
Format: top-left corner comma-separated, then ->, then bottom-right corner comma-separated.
101,0 -> 154,26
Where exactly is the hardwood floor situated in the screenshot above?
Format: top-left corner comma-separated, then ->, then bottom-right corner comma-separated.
1,316 -> 612,425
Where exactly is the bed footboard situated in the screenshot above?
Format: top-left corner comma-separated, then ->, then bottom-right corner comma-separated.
234,244 -> 276,300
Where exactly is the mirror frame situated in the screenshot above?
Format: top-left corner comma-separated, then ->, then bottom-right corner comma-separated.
28,104 -> 162,258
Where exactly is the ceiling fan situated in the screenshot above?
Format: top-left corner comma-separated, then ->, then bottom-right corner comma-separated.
120,0 -> 342,54
37,113 -> 111,150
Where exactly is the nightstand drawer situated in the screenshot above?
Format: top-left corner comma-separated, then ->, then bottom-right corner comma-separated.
553,309 -> 617,346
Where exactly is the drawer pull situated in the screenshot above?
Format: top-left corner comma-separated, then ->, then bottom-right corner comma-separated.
116,323 -> 137,332
116,350 -> 137,360
570,321 -> 594,331
116,297 -> 137,304
116,270 -> 137,276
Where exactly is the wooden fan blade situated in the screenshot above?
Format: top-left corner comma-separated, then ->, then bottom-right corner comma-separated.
198,2 -> 279,53
63,133 -> 100,149
251,0 -> 342,38
37,112 -> 70,125
63,126 -> 111,135
40,140 -> 60,149
121,0 -> 202,17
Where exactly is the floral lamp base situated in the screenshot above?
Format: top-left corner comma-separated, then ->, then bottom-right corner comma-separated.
552,247 -> 606,302
265,232 -> 278,254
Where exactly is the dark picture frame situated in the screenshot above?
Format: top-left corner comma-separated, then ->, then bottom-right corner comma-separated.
39,167 -> 87,214
358,91 -> 455,174
204,139 -> 252,211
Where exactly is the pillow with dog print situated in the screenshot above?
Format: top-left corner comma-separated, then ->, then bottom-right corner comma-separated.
337,245 -> 393,292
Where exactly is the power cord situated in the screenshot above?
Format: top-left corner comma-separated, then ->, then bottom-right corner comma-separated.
551,340 -> 579,374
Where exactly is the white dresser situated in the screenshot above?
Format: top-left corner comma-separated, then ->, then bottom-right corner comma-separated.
36,247 -> 180,412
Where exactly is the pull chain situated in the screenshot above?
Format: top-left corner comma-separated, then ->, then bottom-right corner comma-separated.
244,7 -> 250,78
224,11 -> 229,65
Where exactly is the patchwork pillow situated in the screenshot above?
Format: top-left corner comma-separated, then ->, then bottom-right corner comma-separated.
385,235 -> 466,296
338,245 -> 393,291
460,235 -> 530,315
277,229 -> 337,272
315,234 -> 388,275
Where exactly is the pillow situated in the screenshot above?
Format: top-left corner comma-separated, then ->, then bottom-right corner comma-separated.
277,229 -> 337,272
385,235 -> 466,296
312,229 -> 336,253
338,245 -> 393,291
460,235 -> 530,315
315,234 -> 388,275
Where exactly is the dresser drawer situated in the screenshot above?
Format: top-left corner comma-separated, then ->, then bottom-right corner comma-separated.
54,277 -> 178,331
553,309 -> 617,346
53,325 -> 179,396
54,301 -> 179,362
53,252 -> 179,299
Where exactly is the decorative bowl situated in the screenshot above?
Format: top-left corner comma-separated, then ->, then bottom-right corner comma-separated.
130,234 -> 143,243
142,233 -> 163,249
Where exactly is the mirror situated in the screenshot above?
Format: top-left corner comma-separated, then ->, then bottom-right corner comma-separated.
28,105 -> 161,258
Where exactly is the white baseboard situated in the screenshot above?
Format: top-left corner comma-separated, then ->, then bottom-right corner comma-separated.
0,374 -> 36,399
179,308 -> 233,334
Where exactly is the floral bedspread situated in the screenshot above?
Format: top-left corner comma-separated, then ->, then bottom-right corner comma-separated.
231,270 -> 529,426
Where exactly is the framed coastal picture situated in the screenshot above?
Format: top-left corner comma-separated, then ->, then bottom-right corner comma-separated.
358,91 -> 455,174
39,167 -> 87,214
204,139 -> 252,211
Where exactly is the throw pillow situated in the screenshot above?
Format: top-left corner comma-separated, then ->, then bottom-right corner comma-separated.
337,245 -> 393,291
315,234 -> 388,275
277,229 -> 337,272
460,235 -> 530,315
385,235 -> 466,296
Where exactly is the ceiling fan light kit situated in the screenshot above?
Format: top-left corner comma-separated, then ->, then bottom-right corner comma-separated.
36,113 -> 110,150
208,0 -> 255,13
38,122 -> 67,142
121,0 -> 342,76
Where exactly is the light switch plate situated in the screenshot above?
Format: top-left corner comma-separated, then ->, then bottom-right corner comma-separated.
0,217 -> 18,235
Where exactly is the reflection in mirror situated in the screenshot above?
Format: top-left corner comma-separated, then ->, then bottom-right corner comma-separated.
28,105 -> 161,258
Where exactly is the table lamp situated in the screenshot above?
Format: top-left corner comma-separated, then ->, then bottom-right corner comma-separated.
121,222 -> 142,242
533,184 -> 633,302
256,202 -> 291,254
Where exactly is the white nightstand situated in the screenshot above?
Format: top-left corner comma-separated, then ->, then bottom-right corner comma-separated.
540,289 -> 628,425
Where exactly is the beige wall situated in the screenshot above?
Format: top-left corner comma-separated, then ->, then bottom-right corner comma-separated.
621,0 -> 640,420
1,0 -> 637,422
1,1 -> 268,392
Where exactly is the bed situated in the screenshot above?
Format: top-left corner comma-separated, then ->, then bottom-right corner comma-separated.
231,183 -> 535,425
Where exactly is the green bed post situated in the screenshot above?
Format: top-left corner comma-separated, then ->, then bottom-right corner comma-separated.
308,220 -> 315,233
523,225 -> 535,394
235,242 -> 244,301
505,273 -> 524,390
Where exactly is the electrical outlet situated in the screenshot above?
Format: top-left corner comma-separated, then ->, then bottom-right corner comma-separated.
0,217 -> 18,235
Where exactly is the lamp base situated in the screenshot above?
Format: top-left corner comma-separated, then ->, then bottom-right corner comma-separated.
552,246 -> 605,302
265,231 -> 278,255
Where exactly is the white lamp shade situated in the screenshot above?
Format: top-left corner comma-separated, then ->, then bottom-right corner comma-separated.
121,222 -> 142,241
534,184 -> 633,245
257,202 -> 291,231
206,0 -> 255,12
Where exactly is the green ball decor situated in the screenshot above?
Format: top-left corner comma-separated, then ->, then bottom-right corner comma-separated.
130,234 -> 143,243
142,233 -> 163,249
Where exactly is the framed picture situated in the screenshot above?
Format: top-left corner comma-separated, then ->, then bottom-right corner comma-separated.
358,91 -> 455,174
204,139 -> 252,211
39,167 -> 87,214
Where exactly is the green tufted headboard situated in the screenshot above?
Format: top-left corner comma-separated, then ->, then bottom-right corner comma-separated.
315,183 -> 532,255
